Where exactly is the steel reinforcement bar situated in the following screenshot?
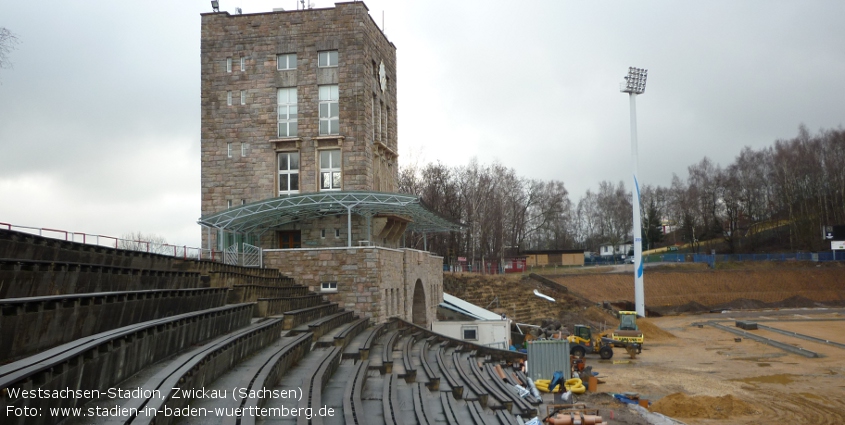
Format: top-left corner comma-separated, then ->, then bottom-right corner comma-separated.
755,323 -> 845,350
705,321 -> 822,358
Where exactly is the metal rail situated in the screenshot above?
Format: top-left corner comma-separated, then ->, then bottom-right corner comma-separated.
705,321 -> 822,358
755,323 -> 845,350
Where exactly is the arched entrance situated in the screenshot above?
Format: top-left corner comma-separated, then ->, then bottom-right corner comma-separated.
412,279 -> 427,325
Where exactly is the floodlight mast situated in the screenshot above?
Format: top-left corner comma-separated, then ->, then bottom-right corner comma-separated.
621,67 -> 647,317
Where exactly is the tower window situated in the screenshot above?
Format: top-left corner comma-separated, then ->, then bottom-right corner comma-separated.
277,53 -> 297,70
318,85 -> 339,135
277,88 -> 298,137
319,149 -> 341,191
318,50 -> 338,68
278,152 -> 300,195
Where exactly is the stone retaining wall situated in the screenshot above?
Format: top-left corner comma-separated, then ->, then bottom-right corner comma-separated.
263,247 -> 442,325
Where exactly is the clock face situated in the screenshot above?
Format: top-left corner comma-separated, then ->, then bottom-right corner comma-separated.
379,61 -> 386,93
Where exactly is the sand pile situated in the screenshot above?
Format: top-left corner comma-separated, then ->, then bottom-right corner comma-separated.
650,392 -> 758,419
638,318 -> 675,342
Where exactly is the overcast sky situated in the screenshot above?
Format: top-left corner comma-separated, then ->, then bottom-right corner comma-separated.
1,0 -> 844,247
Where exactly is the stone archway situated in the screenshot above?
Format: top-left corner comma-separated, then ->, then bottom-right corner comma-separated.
412,279 -> 427,325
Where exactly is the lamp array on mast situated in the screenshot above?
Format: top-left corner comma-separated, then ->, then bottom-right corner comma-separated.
622,67 -> 648,94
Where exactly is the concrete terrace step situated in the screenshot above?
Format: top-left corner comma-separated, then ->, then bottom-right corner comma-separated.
0,287 -> 228,363
0,303 -> 256,425
0,258 -> 203,298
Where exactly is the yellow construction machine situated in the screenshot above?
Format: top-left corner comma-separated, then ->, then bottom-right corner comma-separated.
609,311 -> 643,353
566,324 -> 616,359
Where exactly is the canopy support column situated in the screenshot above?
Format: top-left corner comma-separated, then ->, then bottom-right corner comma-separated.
347,205 -> 353,247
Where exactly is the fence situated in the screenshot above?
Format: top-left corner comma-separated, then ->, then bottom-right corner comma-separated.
0,222 -> 220,262
656,251 -> 845,267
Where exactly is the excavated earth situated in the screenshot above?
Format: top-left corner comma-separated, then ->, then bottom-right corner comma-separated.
445,262 -> 845,424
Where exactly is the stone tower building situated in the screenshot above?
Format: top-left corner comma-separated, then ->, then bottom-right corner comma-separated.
199,3 -> 459,325
201,2 -> 400,250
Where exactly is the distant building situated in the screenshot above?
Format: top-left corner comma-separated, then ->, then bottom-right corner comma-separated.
434,293 -> 510,350
599,241 -> 633,257
523,249 -> 585,267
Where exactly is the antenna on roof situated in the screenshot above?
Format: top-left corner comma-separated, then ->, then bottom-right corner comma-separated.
235,7 -> 242,14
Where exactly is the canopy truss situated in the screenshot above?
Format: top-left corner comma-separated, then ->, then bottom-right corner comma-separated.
198,191 -> 463,239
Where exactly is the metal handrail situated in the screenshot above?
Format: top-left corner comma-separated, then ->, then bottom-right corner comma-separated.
0,221 -> 220,262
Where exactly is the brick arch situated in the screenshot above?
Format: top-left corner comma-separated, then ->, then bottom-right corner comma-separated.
412,278 -> 426,325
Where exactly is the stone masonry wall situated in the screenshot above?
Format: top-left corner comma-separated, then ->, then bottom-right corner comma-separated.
263,247 -> 442,325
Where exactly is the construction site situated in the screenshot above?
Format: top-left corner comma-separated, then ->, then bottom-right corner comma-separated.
445,262 -> 845,424
3,2 -> 844,424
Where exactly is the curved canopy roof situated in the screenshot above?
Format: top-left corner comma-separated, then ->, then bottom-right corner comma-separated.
198,191 -> 463,235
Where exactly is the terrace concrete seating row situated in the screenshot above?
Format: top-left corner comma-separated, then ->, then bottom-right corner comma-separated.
0,258 -> 202,298
237,332 -> 314,425
355,322 -> 387,360
0,229 -> 289,279
382,372 -> 404,425
400,332 -> 419,382
208,270 -> 295,288
281,303 -> 339,330
227,284 -> 308,303
412,382 -> 435,425
380,329 -> 401,374
290,310 -> 355,339
328,316 -> 369,348
419,338 -> 440,391
0,229 -> 180,271
0,287 -> 228,362
340,321 -> 534,425
0,303 -> 255,425
191,261 -> 285,277
297,346 -> 343,425
453,350 -> 490,408
122,318 -> 286,425
343,358 -> 370,425
255,294 -> 325,317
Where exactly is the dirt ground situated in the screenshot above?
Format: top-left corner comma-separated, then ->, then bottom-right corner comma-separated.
590,308 -> 845,424
547,264 -> 845,313
450,264 -> 845,423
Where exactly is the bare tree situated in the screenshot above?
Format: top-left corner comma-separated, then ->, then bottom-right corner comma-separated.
119,232 -> 170,255
0,27 -> 19,81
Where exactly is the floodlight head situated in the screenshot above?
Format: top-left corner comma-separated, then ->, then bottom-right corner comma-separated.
621,66 -> 648,94
211,0 -> 220,12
